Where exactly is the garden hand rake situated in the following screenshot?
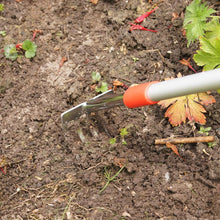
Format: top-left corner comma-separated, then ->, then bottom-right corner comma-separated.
61,69 -> 220,126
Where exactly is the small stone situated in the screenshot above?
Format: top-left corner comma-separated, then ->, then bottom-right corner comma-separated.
172,193 -> 188,203
122,211 -> 131,218
131,191 -> 136,196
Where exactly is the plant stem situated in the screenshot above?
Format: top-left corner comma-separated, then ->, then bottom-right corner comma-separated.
99,165 -> 125,193
62,196 -> 74,220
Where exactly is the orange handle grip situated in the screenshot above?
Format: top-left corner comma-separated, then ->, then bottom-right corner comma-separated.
123,81 -> 159,108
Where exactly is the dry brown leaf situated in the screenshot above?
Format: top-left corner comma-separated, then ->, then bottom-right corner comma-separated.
91,0 -> 98,4
158,92 -> 215,126
166,142 -> 181,157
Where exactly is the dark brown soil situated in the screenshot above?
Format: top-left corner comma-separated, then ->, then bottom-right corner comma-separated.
0,0 -> 220,219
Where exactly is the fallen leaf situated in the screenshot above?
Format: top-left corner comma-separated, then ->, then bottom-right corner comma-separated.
180,58 -> 197,73
166,142 -> 181,157
113,157 -> 126,168
91,0 -> 98,4
172,12 -> 179,21
158,92 -> 215,126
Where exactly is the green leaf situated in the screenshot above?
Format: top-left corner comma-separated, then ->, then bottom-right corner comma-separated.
92,71 -> 101,83
0,31 -> 6,37
193,36 -> 220,71
95,82 -> 108,93
122,140 -> 127,145
22,39 -> 37,58
205,17 -> 220,40
183,0 -> 216,47
208,142 -> 217,148
4,44 -> 18,61
109,138 -> 116,145
197,126 -> 211,135
120,128 -> 128,138
0,4 -> 4,12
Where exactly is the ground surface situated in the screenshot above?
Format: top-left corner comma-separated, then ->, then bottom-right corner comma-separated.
0,0 -> 220,219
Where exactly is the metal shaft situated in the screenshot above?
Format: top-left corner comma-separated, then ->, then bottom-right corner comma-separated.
148,68 -> 220,101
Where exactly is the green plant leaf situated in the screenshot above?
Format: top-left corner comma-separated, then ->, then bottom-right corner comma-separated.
95,82 -> 108,93
120,128 -> 128,138
193,36 -> 220,71
0,4 -> 4,12
22,39 -> 37,58
183,0 -> 216,47
109,138 -> 116,145
0,31 -> 6,37
197,126 -> 211,135
4,44 -> 18,61
92,71 -> 101,83
205,17 -> 220,40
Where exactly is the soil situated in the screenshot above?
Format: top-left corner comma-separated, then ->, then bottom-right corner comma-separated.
0,0 -> 220,219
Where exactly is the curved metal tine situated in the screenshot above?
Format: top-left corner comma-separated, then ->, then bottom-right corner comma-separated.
85,90 -> 124,112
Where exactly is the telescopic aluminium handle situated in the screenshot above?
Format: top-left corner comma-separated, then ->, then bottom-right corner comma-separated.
123,68 -> 220,108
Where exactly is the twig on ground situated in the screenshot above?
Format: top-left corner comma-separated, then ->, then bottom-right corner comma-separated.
155,136 -> 214,145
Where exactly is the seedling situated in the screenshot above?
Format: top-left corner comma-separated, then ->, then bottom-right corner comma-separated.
109,138 -> 116,145
99,165 -> 125,193
0,31 -> 6,37
2,39 -> 37,60
92,71 -> 101,83
207,142 -> 217,148
22,39 -> 37,58
197,126 -> 217,148
120,128 -> 129,145
3,44 -> 18,61
197,126 -> 211,136
95,82 -> 108,93
132,57 -> 139,63
0,4 -> 4,12
91,71 -> 108,93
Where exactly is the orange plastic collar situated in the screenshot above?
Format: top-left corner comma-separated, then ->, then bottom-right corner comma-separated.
123,81 -> 159,108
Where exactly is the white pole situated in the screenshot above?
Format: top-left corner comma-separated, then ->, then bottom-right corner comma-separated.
148,69 -> 220,101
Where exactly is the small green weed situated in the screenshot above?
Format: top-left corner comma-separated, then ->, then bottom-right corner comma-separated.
197,126 -> 211,136
91,71 -> 108,93
92,71 -> 101,83
109,138 -> 116,145
99,165 -> 125,193
0,31 -> 6,37
4,44 -> 18,61
132,57 -> 139,62
22,39 -> 37,58
3,40 -> 37,60
95,81 -> 108,93
0,4 -> 4,12
120,128 -> 129,145
207,142 -> 217,148
197,126 -> 217,148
